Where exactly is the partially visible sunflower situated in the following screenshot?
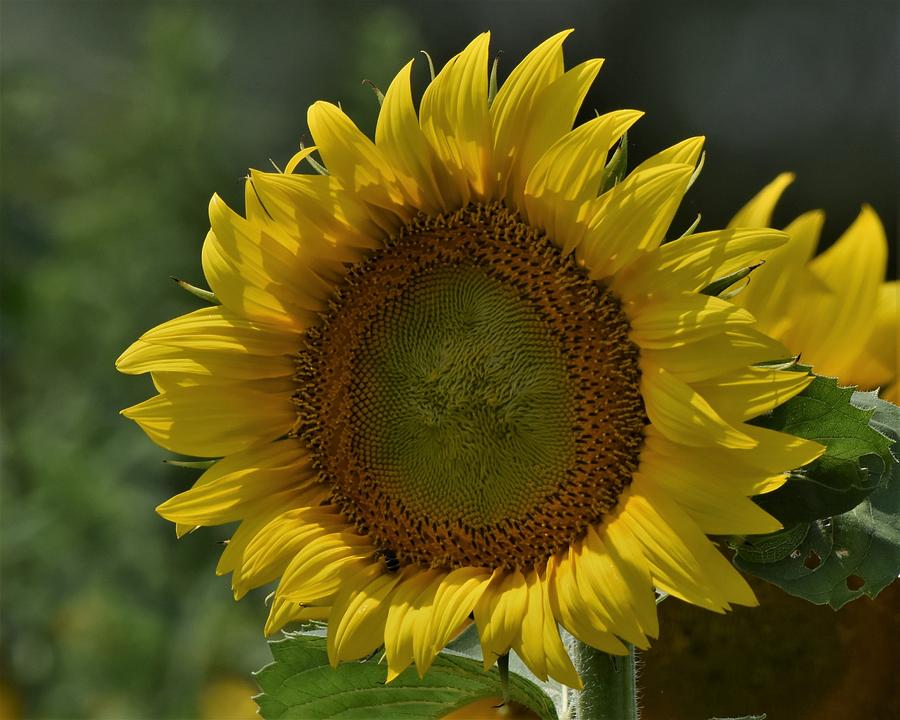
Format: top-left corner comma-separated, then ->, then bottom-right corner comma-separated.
118,32 -> 824,687
729,174 -> 898,401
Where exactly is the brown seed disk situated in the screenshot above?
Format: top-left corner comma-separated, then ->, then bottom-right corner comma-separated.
293,202 -> 647,570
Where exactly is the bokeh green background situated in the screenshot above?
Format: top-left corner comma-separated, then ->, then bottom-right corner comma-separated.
1,2 -> 897,719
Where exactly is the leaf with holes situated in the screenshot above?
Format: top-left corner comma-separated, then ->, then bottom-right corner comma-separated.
735,391 -> 899,608
750,371 -> 894,524
254,634 -> 558,720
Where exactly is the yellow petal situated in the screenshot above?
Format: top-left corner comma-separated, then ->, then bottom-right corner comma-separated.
641,326 -> 788,383
384,569 -> 444,682
265,597 -> 330,636
244,173 -> 275,223
283,146 -> 318,176
731,210 -> 826,335
327,563 -> 401,665
156,440 -> 321,526
728,172 -> 794,229
420,33 -> 493,202
376,60 -> 448,213
631,136 -> 705,173
692,366 -> 814,422
853,281 -> 900,389
148,372 -> 294,394
234,506 -> 348,599
577,164 -> 694,279
474,569 -> 527,670
613,228 -> 789,302
217,504 -> 294,577
629,292 -> 756,350
513,569 -> 582,688
507,58 -> 604,206
117,339 -> 294,380
572,528 -> 650,648
739,425 -> 826,473
642,425 -> 817,496
424,567 -> 491,669
641,366 -> 757,448
119,306 -> 300,357
638,450 -> 783,535
277,531 -> 374,605
523,109 -> 643,248
308,100 -> 408,216
249,170 -> 383,258
546,552 -> 629,655
175,522 -> 196,539
122,384 -> 295,458
601,520 -> 659,639
785,206 -> 887,378
491,30 -> 571,198
620,484 -> 755,611
202,196 -> 340,329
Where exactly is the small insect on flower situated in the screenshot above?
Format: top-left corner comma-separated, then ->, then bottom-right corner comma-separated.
374,547 -> 401,574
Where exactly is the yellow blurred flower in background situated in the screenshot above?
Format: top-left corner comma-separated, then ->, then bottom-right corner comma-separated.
729,174 -> 898,401
199,676 -> 259,720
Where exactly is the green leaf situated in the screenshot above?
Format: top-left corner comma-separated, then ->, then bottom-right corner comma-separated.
730,522 -> 809,565
750,372 -> 894,524
735,392 -> 900,608
254,634 -> 558,720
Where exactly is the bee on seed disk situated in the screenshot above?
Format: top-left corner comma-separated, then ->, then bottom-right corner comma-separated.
374,547 -> 400,573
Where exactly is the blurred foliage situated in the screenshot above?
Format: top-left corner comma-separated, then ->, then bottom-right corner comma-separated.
0,2 -> 896,719
0,3 -> 417,718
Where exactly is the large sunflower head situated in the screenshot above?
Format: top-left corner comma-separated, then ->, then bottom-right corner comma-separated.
118,32 -> 825,687
728,174 -> 898,401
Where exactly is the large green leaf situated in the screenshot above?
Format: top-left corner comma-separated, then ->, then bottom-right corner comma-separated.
254,634 -> 558,720
750,373 -> 894,524
734,391 -> 900,608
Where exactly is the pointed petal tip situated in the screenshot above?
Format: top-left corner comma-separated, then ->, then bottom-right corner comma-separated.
778,170 -> 796,184
114,347 -> 131,372
119,403 -> 138,419
155,499 -> 177,522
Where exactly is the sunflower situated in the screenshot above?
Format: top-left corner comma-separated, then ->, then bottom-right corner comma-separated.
729,174 -> 898,402
118,32 -> 825,688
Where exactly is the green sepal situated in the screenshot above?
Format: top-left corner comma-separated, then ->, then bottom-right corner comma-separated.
487,52 -> 501,107
298,141 -> 329,176
700,262 -> 763,298
687,150 -> 705,190
599,131 -> 628,194
420,50 -> 436,82
362,79 -> 385,106
675,213 -> 702,240
254,634 -> 557,720
170,277 -> 218,304
734,390 -> 899,608
162,459 -> 216,470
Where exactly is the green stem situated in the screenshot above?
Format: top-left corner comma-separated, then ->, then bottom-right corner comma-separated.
576,641 -> 637,720
498,653 -> 510,705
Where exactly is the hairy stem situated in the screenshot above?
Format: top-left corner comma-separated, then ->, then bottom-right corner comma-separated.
576,641 -> 637,720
